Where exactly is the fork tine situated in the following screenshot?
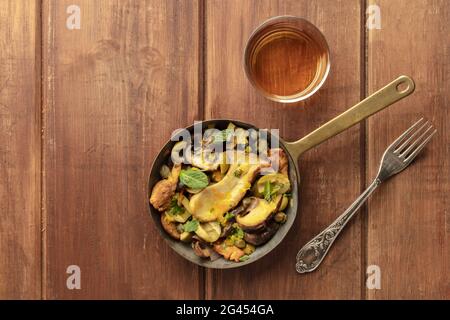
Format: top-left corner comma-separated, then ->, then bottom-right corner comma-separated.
389,118 -> 424,150
404,129 -> 437,163
395,120 -> 429,154
400,125 -> 433,157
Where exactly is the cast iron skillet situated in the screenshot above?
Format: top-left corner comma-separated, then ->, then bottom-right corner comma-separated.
148,76 -> 414,269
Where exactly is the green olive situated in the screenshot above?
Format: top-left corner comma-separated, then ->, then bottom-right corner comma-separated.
279,195 -> 289,211
243,244 -> 255,255
234,239 -> 246,249
225,238 -> 235,246
274,212 -> 287,224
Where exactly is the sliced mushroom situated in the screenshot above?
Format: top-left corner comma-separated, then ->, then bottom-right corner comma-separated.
253,173 -> 291,198
228,197 -> 257,217
244,221 -> 280,246
220,223 -> 234,238
160,213 -> 181,240
192,240 -> 212,258
195,221 -> 221,243
189,160 -> 262,222
236,196 -> 282,231
150,164 -> 182,212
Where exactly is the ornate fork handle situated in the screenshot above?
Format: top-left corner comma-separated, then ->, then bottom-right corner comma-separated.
296,178 -> 381,273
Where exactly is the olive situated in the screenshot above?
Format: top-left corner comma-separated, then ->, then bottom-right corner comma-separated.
274,212 -> 287,223
243,244 -> 255,255
234,239 -> 246,249
279,195 -> 289,211
224,238 -> 235,246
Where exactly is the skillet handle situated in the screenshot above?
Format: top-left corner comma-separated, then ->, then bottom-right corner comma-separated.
284,75 -> 415,160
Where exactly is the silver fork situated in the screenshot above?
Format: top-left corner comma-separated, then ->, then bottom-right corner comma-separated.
296,118 -> 436,274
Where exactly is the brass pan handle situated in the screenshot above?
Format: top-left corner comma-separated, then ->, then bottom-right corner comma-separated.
284,75 -> 415,160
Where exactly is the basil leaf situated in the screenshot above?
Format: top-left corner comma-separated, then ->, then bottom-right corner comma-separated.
179,169 -> 209,189
263,180 -> 272,201
223,212 -> 235,222
183,219 -> 199,233
168,197 -> 184,215
239,255 -> 250,262
213,129 -> 234,143
232,226 -> 244,239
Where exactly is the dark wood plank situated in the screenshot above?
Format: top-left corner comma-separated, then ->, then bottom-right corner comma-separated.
205,0 -> 363,299
0,0 -> 41,299
42,0 -> 202,298
366,0 -> 449,299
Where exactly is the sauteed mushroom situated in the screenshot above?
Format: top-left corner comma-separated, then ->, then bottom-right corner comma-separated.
236,196 -> 282,231
189,161 -> 263,222
150,122 -> 293,263
244,221 -> 280,246
160,213 -> 181,240
150,164 -> 181,211
192,240 -> 212,258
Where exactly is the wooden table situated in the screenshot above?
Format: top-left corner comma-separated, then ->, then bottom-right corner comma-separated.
0,0 -> 448,299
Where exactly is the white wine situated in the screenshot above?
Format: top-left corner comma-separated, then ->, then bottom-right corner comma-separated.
245,16 -> 330,103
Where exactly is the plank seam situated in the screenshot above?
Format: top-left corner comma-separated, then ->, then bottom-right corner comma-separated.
360,0 -> 369,301
38,0 -> 44,301
40,0 -> 54,300
198,0 -> 207,300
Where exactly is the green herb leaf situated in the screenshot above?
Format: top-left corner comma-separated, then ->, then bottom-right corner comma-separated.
233,169 -> 243,178
213,129 -> 234,143
232,226 -> 244,239
179,169 -> 209,189
263,181 -> 281,202
168,196 -> 184,215
182,219 -> 199,233
239,255 -> 250,262
223,212 -> 235,222
263,180 -> 272,201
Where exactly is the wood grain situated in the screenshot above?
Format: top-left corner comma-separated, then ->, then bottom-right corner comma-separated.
0,0 -> 447,300
42,0 -> 202,298
366,0 -> 450,299
205,0 -> 364,299
0,0 -> 41,299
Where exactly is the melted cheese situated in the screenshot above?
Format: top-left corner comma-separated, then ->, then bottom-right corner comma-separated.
189,162 -> 260,222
